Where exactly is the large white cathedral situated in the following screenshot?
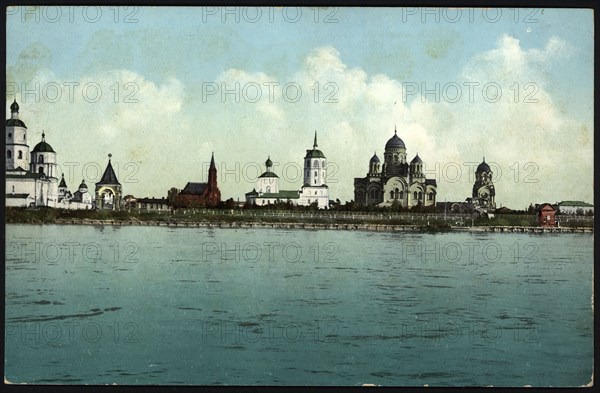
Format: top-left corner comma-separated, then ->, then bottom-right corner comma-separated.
5,100 -> 93,209
354,127 -> 437,207
245,132 -> 330,208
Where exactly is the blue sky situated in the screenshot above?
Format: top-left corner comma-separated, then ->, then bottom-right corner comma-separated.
6,7 -> 594,208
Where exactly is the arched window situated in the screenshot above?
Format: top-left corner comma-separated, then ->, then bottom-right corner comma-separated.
314,170 -> 317,177
394,188 -> 399,200
39,166 -> 44,175
314,161 -> 319,168
428,192 -> 434,201
413,191 -> 417,200
399,191 -> 404,199
418,192 -> 422,200
394,154 -> 398,162
12,185 -> 15,193
7,150 -> 11,159
390,191 -> 394,199
266,186 -> 271,193
18,150 -> 22,159
8,133 -> 12,138
314,179 -> 317,184
38,155 -> 44,164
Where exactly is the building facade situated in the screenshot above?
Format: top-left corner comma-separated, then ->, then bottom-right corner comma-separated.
245,132 -> 329,209
57,174 -> 93,209
245,156 -> 301,206
175,153 -> 221,208
470,158 -> 496,212
5,100 -> 59,207
557,201 -> 594,215
95,154 -> 122,210
354,128 -> 436,207
537,203 -> 556,226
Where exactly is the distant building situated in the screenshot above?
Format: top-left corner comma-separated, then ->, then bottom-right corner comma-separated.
537,203 -> 556,227
95,154 -> 122,210
495,206 -> 513,214
175,153 -> 221,208
471,157 -> 496,212
135,197 -> 170,212
245,132 -> 329,209
57,175 -> 93,209
354,127 -> 436,207
245,156 -> 301,206
557,201 -> 593,215
5,100 -> 59,207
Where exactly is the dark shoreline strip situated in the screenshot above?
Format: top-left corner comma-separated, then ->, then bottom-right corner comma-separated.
7,220 -> 594,234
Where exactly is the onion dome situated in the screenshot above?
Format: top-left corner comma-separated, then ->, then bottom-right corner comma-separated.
6,99 -> 27,128
32,132 -> 55,153
265,156 -> 273,168
370,152 -> 380,163
79,179 -> 88,189
385,128 -> 405,149
476,157 -> 491,173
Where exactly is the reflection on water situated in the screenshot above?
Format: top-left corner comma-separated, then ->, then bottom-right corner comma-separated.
4,224 -> 593,386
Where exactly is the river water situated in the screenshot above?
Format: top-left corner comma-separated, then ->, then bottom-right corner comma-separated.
4,224 -> 593,386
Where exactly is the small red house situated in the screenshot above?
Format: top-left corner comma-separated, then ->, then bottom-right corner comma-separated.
537,203 -> 556,227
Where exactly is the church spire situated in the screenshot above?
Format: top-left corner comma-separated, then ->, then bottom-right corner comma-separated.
313,131 -> 318,148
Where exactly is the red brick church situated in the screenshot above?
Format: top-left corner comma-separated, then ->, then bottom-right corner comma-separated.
174,153 -> 221,208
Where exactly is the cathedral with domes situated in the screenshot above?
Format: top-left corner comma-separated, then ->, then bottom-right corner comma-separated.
354,127 -> 437,207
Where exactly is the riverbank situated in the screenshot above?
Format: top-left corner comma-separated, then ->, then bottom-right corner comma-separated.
5,208 -> 593,234
9,218 -> 594,234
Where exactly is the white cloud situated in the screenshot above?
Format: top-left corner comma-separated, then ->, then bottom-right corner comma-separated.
8,34 -> 592,208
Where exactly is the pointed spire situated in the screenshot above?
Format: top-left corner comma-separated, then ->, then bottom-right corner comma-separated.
97,154 -> 120,185
59,173 -> 67,188
210,151 -> 215,165
313,130 -> 318,148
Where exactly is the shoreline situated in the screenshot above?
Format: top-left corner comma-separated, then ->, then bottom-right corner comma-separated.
7,219 -> 594,234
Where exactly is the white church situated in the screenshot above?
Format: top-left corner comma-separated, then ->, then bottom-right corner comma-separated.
5,100 -> 92,209
245,132 -> 330,209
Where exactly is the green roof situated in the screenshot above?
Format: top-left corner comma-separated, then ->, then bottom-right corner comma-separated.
5,172 -> 44,179
258,171 -> 279,178
259,190 -> 300,199
304,149 -> 325,159
558,201 -> 593,207
5,193 -> 30,198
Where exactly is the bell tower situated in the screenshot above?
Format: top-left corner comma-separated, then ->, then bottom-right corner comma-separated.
6,99 -> 30,171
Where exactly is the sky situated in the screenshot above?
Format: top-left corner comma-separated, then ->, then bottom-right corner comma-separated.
6,7 -> 594,209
